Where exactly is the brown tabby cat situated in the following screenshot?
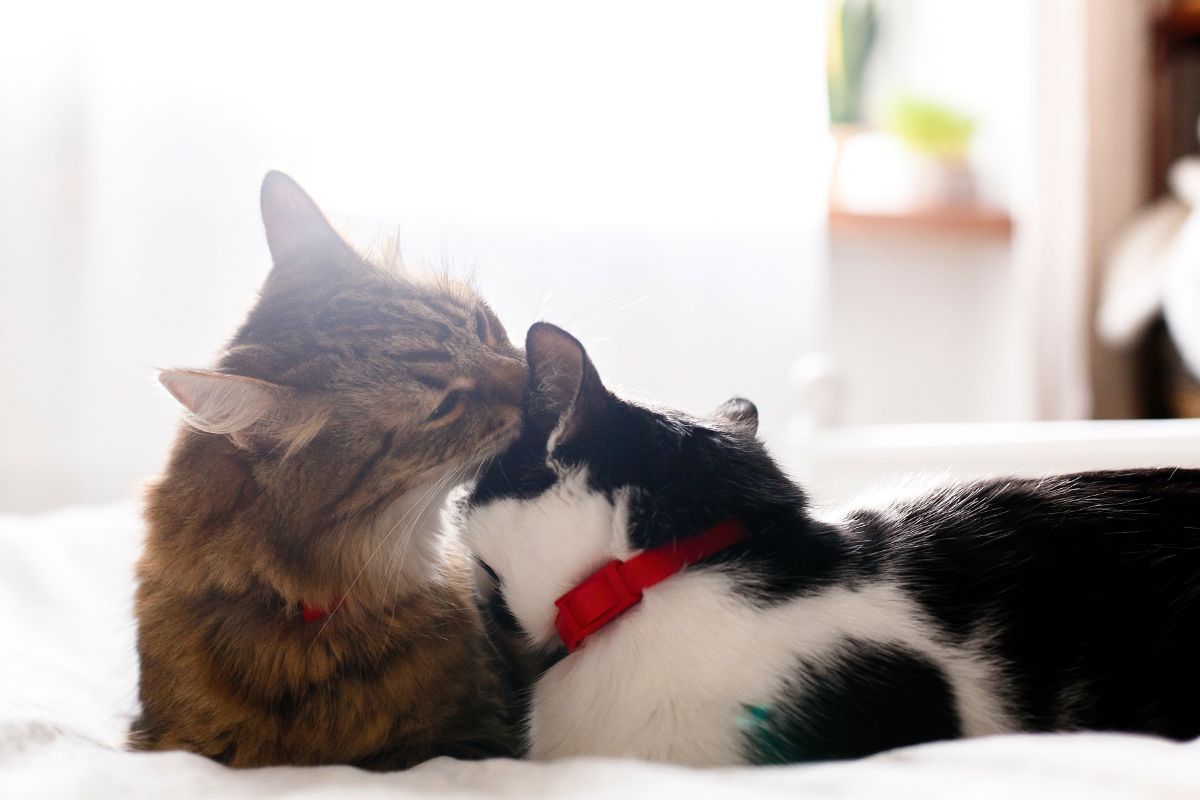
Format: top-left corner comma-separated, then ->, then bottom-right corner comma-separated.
130,172 -> 526,768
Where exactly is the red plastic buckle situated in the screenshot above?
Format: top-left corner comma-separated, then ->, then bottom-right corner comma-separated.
554,560 -> 643,652
301,601 -> 329,624
299,591 -> 342,624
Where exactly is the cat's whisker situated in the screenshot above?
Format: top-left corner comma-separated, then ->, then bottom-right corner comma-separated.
382,470 -> 453,602
535,290 -> 556,320
380,465 -> 467,606
571,294 -> 650,333
318,475 -> 449,641
389,465 -> 468,591
376,466 -> 471,654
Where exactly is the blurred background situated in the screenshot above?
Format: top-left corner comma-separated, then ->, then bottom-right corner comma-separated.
2,0 -> 1199,512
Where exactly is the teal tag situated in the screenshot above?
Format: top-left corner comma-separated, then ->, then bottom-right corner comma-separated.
738,703 -> 793,765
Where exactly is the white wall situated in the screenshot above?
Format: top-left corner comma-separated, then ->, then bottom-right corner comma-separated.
0,1 -> 830,512
827,232 -> 1031,426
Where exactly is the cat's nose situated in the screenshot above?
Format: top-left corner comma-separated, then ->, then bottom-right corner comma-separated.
481,357 -> 527,407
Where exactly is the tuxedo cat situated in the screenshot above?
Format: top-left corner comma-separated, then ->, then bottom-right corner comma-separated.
463,322 -> 1200,766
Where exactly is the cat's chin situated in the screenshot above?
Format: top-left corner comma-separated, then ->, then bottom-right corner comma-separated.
342,479 -> 463,599
463,421 -> 523,479
488,414 -> 524,455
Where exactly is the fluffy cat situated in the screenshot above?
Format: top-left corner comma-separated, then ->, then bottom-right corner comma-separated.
131,172 -> 526,768
463,322 -> 1200,766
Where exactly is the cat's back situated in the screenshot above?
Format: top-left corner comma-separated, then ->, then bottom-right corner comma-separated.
860,467 -> 1200,609
852,467 -> 1200,738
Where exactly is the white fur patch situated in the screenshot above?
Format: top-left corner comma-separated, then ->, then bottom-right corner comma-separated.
464,469 -> 631,647
349,475 -> 459,598
530,576 -> 1011,765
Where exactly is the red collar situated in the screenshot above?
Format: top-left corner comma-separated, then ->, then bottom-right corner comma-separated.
553,518 -> 750,652
301,600 -> 332,624
299,593 -> 342,624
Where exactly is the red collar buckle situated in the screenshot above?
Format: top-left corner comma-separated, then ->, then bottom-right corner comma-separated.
299,591 -> 343,624
301,600 -> 330,624
554,560 -> 642,652
552,518 -> 750,652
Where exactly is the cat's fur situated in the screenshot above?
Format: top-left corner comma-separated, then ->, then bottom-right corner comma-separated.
463,322 -> 1200,766
131,173 -> 526,768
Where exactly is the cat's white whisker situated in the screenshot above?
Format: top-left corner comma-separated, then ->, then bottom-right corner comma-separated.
572,294 -> 650,332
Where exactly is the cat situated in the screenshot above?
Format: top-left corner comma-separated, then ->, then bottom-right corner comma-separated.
130,172 -> 527,768
462,322 -> 1200,767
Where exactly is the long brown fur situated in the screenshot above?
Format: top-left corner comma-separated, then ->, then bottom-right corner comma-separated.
130,173 -> 526,768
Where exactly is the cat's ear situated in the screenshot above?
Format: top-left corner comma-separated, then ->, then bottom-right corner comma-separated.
714,397 -> 758,436
259,171 -> 357,269
159,368 -> 323,454
160,369 -> 287,435
526,322 -> 605,446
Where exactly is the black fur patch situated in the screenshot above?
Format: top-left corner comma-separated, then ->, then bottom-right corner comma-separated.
744,641 -> 961,764
469,420 -> 557,505
855,469 -> 1200,737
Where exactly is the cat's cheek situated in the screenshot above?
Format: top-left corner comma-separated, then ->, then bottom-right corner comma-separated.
460,503 -> 516,596
462,506 -> 553,647
489,409 -> 523,451
485,474 -> 628,648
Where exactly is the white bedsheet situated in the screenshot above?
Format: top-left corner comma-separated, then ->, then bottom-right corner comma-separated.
2,503 -> 1198,799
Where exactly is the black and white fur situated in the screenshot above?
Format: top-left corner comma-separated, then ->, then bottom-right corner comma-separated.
464,323 -> 1200,766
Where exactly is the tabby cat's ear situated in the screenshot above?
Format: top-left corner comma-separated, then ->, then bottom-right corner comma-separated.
526,322 -> 605,446
259,171 -> 357,269
159,369 -> 322,454
714,397 -> 759,436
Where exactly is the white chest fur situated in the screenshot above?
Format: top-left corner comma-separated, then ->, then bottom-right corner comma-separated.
529,572 -> 1012,765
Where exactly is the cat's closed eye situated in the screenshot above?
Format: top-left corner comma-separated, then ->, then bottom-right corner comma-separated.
428,389 -> 471,423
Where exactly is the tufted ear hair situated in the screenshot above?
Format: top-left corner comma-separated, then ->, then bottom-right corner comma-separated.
714,397 -> 758,436
259,171 -> 359,278
525,322 -> 606,447
159,369 -> 325,454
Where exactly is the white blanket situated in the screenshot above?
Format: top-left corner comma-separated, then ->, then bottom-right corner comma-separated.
3,503 -> 1199,799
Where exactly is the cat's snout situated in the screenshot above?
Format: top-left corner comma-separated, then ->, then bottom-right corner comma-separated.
481,357 -> 528,408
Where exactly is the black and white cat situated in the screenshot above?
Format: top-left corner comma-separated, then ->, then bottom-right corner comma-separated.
463,322 -> 1200,766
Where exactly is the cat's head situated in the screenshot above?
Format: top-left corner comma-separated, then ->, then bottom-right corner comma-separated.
464,322 -> 804,651
160,172 -> 526,524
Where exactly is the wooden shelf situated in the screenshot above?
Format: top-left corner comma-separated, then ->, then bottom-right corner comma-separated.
828,204 -> 1013,239
1157,4 -> 1200,45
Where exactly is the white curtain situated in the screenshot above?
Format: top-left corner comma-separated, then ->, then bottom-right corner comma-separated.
1020,0 -> 1160,420
0,1 -> 830,512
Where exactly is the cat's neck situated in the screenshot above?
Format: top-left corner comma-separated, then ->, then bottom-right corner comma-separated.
338,479 -> 460,601
146,430 -> 463,615
254,477 -> 464,618
468,468 -> 837,654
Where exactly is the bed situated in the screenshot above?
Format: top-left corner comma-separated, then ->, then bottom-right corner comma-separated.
6,420 -> 1200,798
